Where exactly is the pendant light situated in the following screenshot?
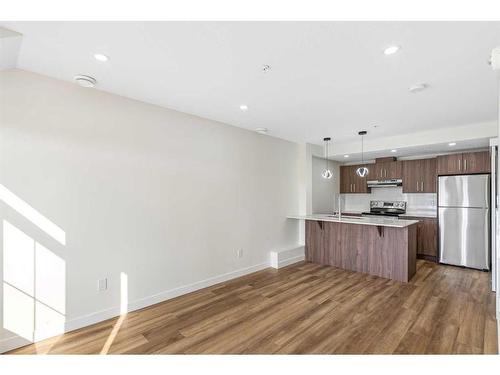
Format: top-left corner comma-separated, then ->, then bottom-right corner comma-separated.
356,131 -> 369,177
321,137 -> 333,179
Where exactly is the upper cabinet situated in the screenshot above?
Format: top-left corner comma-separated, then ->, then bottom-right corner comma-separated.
339,164 -> 370,194
339,151 -> 490,196
437,151 -> 490,175
373,158 -> 402,179
402,158 -> 436,193
340,165 -> 351,194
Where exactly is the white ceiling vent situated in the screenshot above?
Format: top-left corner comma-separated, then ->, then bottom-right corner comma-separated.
74,75 -> 97,88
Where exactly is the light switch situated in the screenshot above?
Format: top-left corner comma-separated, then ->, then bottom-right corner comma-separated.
98,278 -> 107,292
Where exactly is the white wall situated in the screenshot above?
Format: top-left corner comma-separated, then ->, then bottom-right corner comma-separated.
311,156 -> 339,214
0,70 -> 304,351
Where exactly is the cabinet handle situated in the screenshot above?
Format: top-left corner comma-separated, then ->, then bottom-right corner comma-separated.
464,159 -> 467,171
353,183 -> 356,192
458,159 -> 461,171
421,181 -> 424,191
416,181 -> 419,192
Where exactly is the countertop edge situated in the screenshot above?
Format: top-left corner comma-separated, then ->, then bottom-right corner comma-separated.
287,215 -> 419,228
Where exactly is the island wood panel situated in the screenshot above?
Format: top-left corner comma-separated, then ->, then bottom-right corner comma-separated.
305,220 -> 325,263
305,220 -> 417,282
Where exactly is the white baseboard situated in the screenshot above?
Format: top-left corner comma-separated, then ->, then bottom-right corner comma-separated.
277,254 -> 305,268
270,246 -> 305,269
1,261 -> 270,353
0,335 -> 33,354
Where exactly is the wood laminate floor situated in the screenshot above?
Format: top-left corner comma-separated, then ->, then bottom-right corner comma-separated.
7,260 -> 498,354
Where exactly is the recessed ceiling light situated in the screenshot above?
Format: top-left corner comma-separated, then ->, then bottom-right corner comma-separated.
93,53 -> 109,62
344,155 -> 349,158
240,105 -> 248,111
383,45 -> 400,55
390,149 -> 397,153
409,83 -> 428,93
74,75 -> 97,88
449,142 -> 457,146
256,127 -> 268,134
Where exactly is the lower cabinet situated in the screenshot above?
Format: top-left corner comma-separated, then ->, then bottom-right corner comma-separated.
404,217 -> 438,261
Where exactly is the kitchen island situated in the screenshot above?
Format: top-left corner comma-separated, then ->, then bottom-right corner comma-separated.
288,215 -> 419,282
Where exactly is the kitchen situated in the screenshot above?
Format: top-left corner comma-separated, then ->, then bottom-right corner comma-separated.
290,141 -> 492,282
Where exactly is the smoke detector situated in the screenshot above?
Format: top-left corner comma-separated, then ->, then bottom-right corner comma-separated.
74,75 -> 97,88
262,64 -> 271,73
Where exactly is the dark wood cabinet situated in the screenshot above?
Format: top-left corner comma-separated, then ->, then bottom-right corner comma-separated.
374,161 -> 402,179
352,164 -> 370,193
437,154 -> 462,175
402,158 -> 436,193
404,217 -> 438,261
340,151 -> 489,196
402,159 -> 420,193
340,166 -> 351,194
462,151 -> 490,174
420,158 -> 437,193
437,151 -> 490,175
339,164 -> 370,193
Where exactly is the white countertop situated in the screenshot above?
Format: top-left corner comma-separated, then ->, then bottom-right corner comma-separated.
287,214 -> 419,228
331,211 -> 437,219
400,212 -> 437,219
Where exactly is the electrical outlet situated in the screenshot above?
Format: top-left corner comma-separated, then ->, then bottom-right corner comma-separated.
97,278 -> 108,292
237,249 -> 243,258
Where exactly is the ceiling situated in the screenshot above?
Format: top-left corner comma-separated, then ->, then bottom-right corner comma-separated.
331,137 -> 491,163
2,21 -> 500,146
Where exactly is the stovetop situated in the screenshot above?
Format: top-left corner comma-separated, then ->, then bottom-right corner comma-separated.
361,200 -> 407,218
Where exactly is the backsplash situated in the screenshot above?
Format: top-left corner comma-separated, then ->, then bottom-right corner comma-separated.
341,187 -> 437,215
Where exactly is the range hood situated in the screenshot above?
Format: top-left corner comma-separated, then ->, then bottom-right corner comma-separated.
367,179 -> 403,188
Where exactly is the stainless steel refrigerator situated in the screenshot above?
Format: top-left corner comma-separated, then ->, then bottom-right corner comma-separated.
438,174 -> 490,270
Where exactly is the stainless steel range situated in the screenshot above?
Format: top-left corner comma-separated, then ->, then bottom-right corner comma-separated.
362,200 -> 406,218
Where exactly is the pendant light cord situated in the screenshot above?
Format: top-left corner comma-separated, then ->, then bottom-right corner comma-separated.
361,135 -> 364,164
325,140 -> 329,170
